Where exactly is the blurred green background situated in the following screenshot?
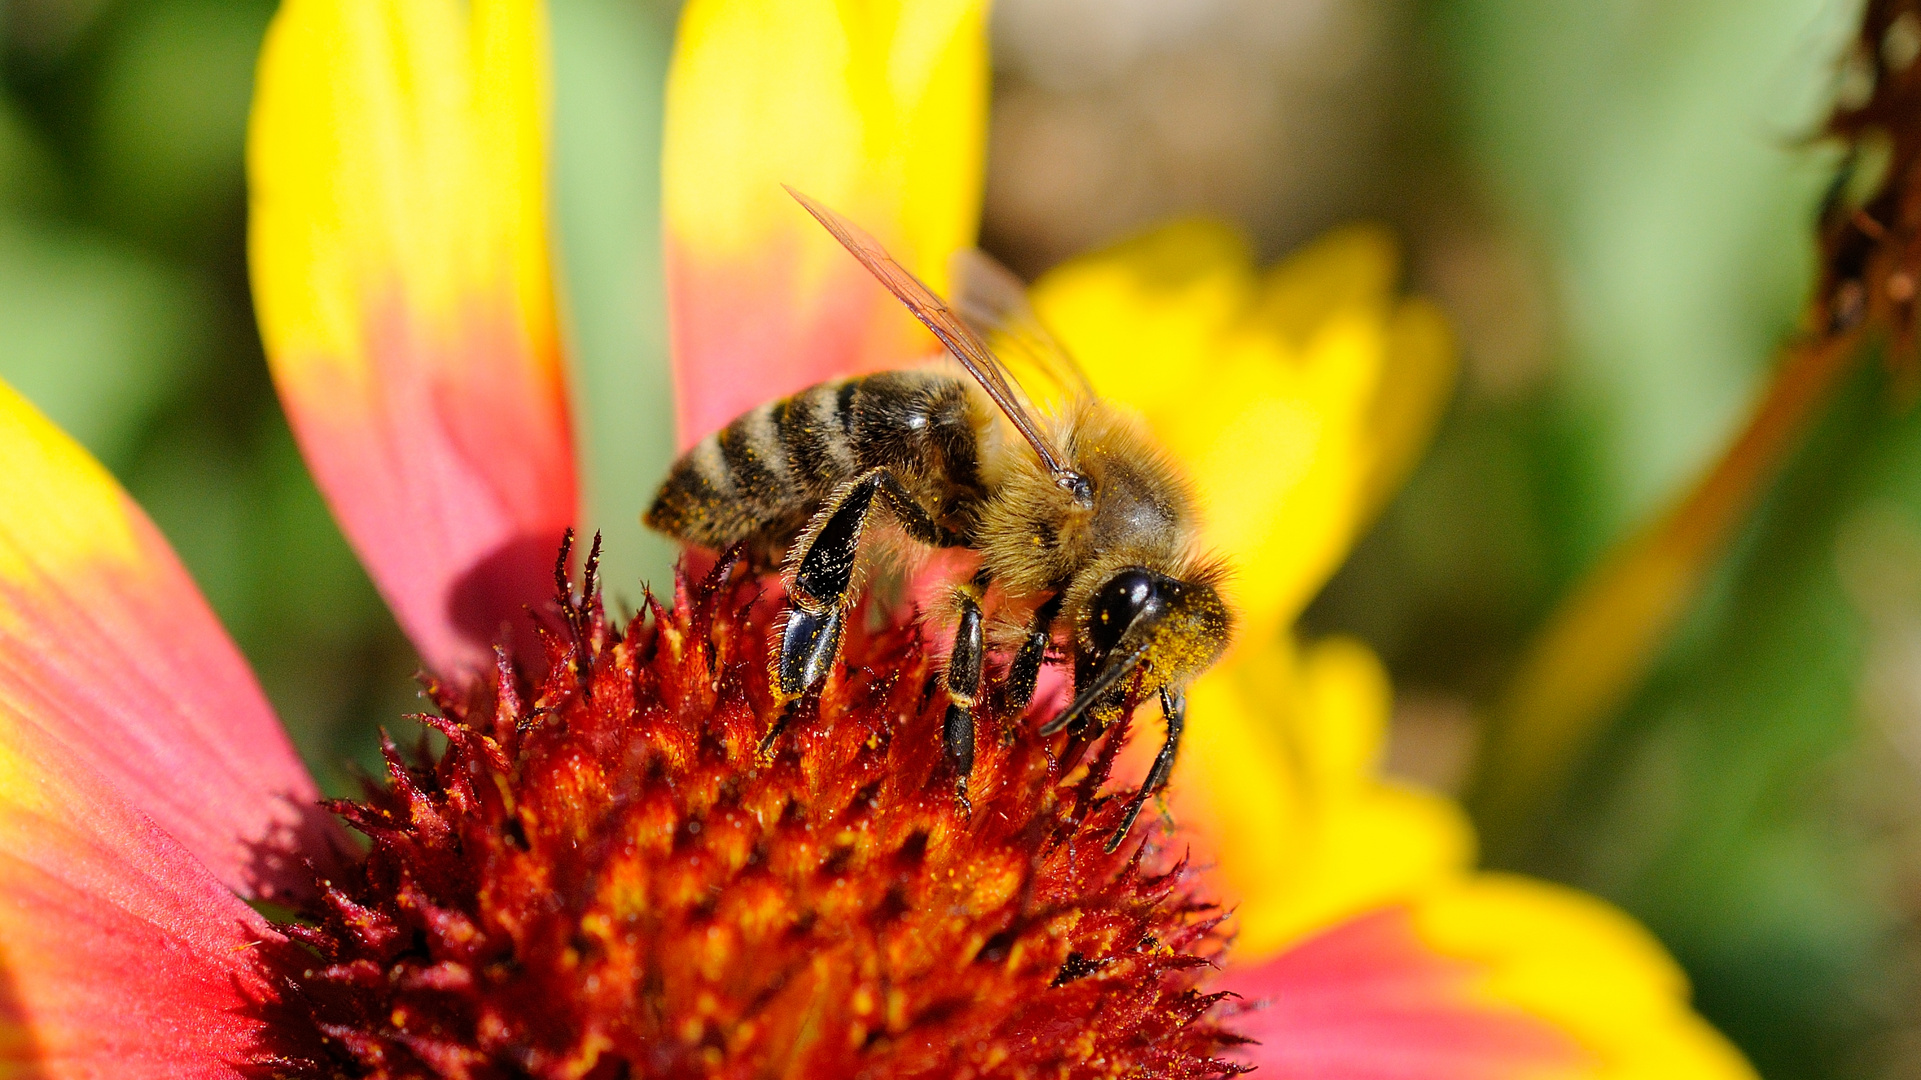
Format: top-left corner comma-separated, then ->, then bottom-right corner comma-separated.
0,0 -> 1909,1073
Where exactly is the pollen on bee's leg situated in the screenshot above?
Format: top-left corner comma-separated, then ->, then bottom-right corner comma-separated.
246,553 -> 1248,1079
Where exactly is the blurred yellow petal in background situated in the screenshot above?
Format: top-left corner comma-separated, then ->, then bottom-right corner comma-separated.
1036,213 -> 1469,951
1033,220 -> 1454,639
1038,215 -> 1750,1078
1187,632 -> 1475,958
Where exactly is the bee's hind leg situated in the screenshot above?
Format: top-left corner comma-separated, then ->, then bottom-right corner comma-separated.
776,468 -> 956,699
1106,687 -> 1185,852
775,604 -> 847,700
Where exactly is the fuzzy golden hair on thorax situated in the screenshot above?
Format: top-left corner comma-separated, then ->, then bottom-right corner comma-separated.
974,398 -> 1199,598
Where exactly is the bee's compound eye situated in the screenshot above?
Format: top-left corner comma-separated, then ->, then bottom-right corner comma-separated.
1091,568 -> 1158,654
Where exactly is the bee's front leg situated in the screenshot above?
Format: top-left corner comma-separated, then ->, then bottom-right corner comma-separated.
1107,686 -> 1185,852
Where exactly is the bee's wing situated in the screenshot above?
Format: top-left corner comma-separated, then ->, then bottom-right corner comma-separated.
949,248 -> 1096,416
786,186 -> 1073,479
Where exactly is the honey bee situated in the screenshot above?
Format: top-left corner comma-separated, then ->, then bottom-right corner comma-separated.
646,189 -> 1231,843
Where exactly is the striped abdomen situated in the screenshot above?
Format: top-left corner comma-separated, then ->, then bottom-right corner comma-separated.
645,369 -> 987,568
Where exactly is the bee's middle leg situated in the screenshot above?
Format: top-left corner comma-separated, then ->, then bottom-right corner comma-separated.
943,570 -> 994,810
1003,592 -> 1065,714
777,468 -> 953,699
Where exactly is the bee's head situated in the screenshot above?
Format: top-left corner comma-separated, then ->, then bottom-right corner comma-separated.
1051,565 -> 1232,732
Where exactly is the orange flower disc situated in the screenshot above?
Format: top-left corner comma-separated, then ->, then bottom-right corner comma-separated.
253,547 -> 1245,1078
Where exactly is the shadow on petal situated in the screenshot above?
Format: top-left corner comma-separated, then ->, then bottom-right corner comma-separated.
447,528 -> 571,671
0,955 -> 43,1079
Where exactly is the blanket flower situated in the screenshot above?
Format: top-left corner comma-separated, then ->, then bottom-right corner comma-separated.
0,0 -> 1752,1076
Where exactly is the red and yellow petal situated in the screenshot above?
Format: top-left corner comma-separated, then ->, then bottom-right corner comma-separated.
662,0 -> 988,446
1409,876 -> 1755,1078
1225,906 -> 1586,1079
1225,880 -> 1753,1079
0,378 -> 332,902
0,711 -> 285,1077
1153,629 -> 1752,1077
249,0 -> 576,680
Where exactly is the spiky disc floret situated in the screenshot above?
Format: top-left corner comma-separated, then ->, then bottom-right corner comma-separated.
254,550 -> 1247,1079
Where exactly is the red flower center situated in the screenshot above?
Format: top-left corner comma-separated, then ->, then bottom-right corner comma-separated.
247,543 -> 1247,1078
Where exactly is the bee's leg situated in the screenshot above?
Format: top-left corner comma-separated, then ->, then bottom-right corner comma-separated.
775,604 -> 846,699
777,468 -> 953,698
1106,686 -> 1185,852
1003,592 -> 1065,714
944,571 -> 992,812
